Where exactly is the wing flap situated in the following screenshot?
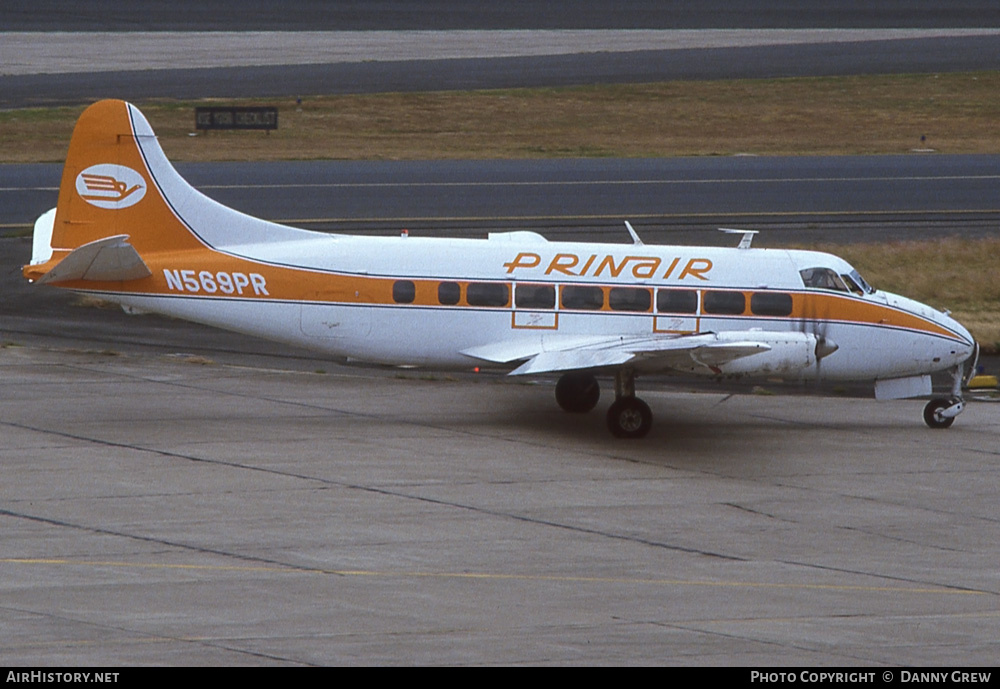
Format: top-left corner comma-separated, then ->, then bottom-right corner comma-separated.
509,348 -> 635,375
462,336 -> 612,365
465,332 -> 775,376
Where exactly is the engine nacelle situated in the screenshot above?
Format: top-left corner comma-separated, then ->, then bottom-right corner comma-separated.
712,331 -> 819,377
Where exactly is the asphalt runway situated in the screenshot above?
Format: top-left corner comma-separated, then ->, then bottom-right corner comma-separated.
6,33 -> 1000,109
2,335 -> 999,665
3,207 -> 1000,666
7,1 -> 1000,31
5,156 -> 1000,243
5,3 -> 1000,109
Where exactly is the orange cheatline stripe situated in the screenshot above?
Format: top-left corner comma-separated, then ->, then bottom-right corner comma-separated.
58,252 -> 964,344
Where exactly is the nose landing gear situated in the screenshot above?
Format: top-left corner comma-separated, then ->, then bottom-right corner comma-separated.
923,360 -> 972,429
923,397 -> 963,429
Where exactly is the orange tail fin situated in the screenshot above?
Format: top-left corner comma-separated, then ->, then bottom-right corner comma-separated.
24,100 -> 205,283
24,99 -> 314,286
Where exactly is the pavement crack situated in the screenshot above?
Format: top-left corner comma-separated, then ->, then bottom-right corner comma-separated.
775,558 -> 995,596
0,507 -> 317,574
0,603 -> 317,666
1,418 -> 745,563
722,501 -> 799,524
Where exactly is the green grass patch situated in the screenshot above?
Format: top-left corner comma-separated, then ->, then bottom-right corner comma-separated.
3,72 -> 1000,162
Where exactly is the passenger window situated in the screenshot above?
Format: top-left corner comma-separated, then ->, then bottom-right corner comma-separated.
703,290 -> 746,315
750,292 -> 793,317
800,267 -> 848,292
561,285 -> 604,310
438,281 -> 461,305
608,287 -> 651,312
515,283 -> 555,309
392,280 -> 415,304
657,289 -> 698,314
466,282 -> 509,307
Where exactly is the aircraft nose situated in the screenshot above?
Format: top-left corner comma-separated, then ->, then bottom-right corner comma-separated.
949,315 -> 974,348
888,292 -> 975,364
939,313 -> 976,364
960,337 -> 977,366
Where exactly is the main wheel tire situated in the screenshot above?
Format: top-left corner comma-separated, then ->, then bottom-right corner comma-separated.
555,372 -> 601,413
606,397 -> 653,439
923,398 -> 955,429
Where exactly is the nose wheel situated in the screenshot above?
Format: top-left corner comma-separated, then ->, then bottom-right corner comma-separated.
923,362 -> 971,429
923,397 -> 963,429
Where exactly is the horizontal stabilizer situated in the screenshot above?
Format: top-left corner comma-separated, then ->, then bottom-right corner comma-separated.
36,235 -> 151,285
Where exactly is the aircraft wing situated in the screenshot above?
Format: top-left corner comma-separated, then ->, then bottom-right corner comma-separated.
462,333 -> 772,376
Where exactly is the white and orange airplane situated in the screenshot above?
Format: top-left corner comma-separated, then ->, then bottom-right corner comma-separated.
24,100 -> 978,438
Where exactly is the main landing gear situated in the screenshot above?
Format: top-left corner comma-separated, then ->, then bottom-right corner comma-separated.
555,371 -> 601,414
555,369 -> 652,439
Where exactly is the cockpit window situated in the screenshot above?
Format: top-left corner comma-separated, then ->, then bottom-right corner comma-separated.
840,273 -> 865,296
799,267 -> 849,292
848,269 -> 875,294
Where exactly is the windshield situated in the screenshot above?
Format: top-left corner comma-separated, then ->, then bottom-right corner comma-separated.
840,273 -> 865,296
799,267 -> 849,292
848,269 -> 875,294
799,266 -> 875,295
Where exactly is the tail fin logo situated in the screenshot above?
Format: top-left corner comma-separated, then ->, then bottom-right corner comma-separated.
75,164 -> 147,209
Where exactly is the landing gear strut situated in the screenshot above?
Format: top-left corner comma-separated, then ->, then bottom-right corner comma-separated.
606,368 -> 652,439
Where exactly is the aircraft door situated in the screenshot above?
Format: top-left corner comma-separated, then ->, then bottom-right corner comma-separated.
511,282 -> 558,330
653,288 -> 700,334
299,303 -> 372,341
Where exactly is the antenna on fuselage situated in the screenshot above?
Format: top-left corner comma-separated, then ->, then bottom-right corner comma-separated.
719,227 -> 758,249
624,221 -> 644,245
